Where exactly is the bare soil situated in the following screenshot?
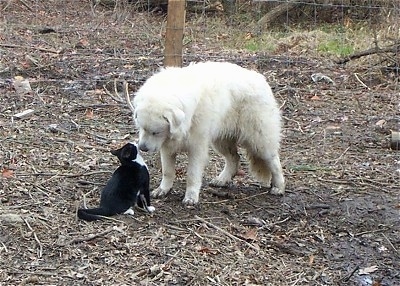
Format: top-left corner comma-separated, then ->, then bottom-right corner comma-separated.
0,1 -> 399,285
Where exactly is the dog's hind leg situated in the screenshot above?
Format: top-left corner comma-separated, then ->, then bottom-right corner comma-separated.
152,148 -> 176,198
248,152 -> 285,195
247,153 -> 272,187
267,155 -> 285,194
210,138 -> 240,187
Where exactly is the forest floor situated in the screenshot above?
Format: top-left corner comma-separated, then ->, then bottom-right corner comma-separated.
0,1 -> 399,285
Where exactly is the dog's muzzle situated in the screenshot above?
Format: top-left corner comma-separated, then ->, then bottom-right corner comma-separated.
138,143 -> 149,152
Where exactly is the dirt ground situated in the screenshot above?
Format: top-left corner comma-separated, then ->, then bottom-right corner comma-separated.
0,1 -> 399,285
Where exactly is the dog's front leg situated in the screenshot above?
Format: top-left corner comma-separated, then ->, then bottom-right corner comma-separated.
151,148 -> 176,198
183,145 -> 209,205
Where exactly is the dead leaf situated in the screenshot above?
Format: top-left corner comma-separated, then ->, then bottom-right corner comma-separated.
13,75 -> 32,94
2,168 -> 14,178
238,228 -> 258,242
310,95 -> 321,100
372,280 -> 382,286
309,254 -> 315,266
85,109 -> 94,119
375,119 -> 386,128
197,246 -> 219,255
75,38 -> 89,49
359,265 -> 378,275
245,32 -> 253,40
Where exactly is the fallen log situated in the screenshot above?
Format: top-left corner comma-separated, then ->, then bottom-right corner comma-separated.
337,41 -> 400,64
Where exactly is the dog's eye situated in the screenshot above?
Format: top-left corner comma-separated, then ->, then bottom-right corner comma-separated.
152,131 -> 161,136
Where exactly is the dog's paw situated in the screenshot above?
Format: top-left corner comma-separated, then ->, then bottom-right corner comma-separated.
151,187 -> 170,198
182,196 -> 198,205
209,178 -> 231,187
183,188 -> 200,205
270,186 -> 285,195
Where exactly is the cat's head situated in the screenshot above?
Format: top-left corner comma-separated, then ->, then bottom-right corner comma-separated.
110,142 -> 139,165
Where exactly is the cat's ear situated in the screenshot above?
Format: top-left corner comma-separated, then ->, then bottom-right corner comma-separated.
110,148 -> 120,157
121,143 -> 137,160
110,143 -> 137,160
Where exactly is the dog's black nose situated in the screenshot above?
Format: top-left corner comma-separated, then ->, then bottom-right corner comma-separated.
139,144 -> 149,152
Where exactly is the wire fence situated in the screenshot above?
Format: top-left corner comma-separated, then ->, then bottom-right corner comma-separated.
0,0 -> 398,89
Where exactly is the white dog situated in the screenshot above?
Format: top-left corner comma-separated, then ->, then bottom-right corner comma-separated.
132,62 -> 285,205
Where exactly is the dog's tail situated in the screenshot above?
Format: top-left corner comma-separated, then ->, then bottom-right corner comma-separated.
77,207 -> 112,221
247,154 -> 272,188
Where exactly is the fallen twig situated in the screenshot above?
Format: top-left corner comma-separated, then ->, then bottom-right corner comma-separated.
282,116 -> 304,133
0,241 -> 8,253
53,137 -> 110,151
333,146 -> 350,166
337,41 -> 400,64
0,43 -> 59,54
124,81 -> 135,113
23,217 -> 43,258
354,73 -> 370,90
65,227 -> 114,245
204,191 -> 270,204
18,0 -> 33,11
341,263 -> 361,282
103,79 -> 125,104
194,215 -> 259,251
382,233 -> 400,258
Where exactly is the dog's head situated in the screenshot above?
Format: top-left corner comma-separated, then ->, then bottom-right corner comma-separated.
133,102 -> 185,153
110,142 -> 139,165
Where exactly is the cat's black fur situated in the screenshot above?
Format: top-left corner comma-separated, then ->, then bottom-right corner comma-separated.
77,143 -> 154,221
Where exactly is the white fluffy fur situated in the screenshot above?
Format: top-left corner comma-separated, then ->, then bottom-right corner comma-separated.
133,62 -> 285,205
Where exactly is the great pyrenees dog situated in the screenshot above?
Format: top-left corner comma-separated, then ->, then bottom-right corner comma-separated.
132,62 -> 285,205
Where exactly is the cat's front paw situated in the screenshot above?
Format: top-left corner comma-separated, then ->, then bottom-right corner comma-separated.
147,206 -> 156,213
123,207 -> 135,215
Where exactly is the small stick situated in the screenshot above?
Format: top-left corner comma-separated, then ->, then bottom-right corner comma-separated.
65,227 -> 114,245
124,81 -> 135,113
282,116 -> 304,133
194,215 -> 259,251
341,263 -> 361,282
23,218 -> 43,258
18,0 -> 33,11
0,43 -> 58,53
333,146 -> 350,165
204,191 -> 269,204
382,233 -> 400,258
0,241 -> 8,253
103,84 -> 124,104
354,73 -> 370,90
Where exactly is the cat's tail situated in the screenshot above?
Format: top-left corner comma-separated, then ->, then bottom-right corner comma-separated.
77,207 -> 112,221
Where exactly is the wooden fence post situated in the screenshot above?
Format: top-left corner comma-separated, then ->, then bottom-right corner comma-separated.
164,0 -> 186,67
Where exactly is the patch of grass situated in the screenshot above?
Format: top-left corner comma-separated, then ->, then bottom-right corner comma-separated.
317,38 -> 355,57
243,38 -> 276,52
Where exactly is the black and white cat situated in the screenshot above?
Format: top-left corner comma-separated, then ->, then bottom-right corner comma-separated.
77,142 -> 155,221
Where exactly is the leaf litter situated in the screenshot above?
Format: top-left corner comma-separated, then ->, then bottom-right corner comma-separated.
0,1 -> 399,285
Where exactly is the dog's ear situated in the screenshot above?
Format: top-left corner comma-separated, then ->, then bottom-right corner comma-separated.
163,108 -> 185,136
